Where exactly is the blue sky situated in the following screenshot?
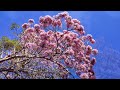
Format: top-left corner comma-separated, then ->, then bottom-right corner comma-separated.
0,11 -> 120,51
0,11 -> 120,79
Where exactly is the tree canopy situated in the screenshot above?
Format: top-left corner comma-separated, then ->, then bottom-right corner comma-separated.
0,11 -> 98,79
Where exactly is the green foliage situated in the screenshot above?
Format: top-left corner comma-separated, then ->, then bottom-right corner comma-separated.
12,40 -> 22,51
10,23 -> 20,30
1,36 -> 9,43
0,36 -> 22,52
1,36 -> 13,50
10,23 -> 21,40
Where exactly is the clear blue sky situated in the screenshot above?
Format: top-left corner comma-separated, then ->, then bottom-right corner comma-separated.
0,11 -> 120,79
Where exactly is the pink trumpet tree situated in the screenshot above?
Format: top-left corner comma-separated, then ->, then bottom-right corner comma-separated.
20,11 -> 98,79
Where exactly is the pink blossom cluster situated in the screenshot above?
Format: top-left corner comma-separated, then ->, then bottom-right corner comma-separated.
28,19 -> 35,24
21,11 -> 98,79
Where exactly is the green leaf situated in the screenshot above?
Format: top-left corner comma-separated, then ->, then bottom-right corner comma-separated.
10,23 -> 20,30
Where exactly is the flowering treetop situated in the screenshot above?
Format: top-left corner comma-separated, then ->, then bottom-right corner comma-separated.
20,11 -> 98,79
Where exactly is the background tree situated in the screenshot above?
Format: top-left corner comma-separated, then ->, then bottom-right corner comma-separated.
10,23 -> 21,41
92,37 -> 120,79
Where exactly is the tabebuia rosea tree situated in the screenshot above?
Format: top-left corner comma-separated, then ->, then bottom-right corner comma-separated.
0,11 -> 98,79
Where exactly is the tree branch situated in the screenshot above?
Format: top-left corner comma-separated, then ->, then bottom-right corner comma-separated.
0,54 -> 75,79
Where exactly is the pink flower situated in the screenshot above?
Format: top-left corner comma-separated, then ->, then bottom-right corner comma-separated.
86,55 -> 90,60
72,33 -> 78,39
57,19 -> 62,27
56,47 -> 61,53
47,30 -> 53,35
22,23 -> 29,29
76,70 -> 81,76
39,16 -> 44,23
80,25 -> 84,31
67,20 -> 74,28
59,55 -> 66,60
22,36 -> 28,41
73,23 -> 80,30
84,58 -> 90,64
25,43 -> 37,50
63,30 -> 69,34
76,64 -> 86,71
45,15 -> 53,23
52,19 -> 57,27
56,32 -> 63,39
86,45 -> 92,50
92,49 -> 98,55
76,25 -> 84,35
53,15 -> 60,19
82,31 -> 86,35
79,31 -> 85,35
40,32 -> 48,40
48,43 -> 56,48
72,19 -> 80,24
44,50 -> 52,56
34,24 -> 40,30
90,75 -> 96,79
35,29 -> 41,34
90,39 -> 96,44
66,23 -> 71,28
28,19 -> 35,24
68,48 -> 74,55
64,58 -> 73,68
65,16 -> 72,22
86,34 -> 93,40
86,45 -> 92,55
57,13 -> 63,19
60,11 -> 69,18
80,73 -> 89,79
56,11 -> 69,19
64,34 -> 70,40
91,57 -> 96,65
24,27 -> 34,33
